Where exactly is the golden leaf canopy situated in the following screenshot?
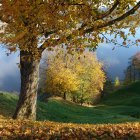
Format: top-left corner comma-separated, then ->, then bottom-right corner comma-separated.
0,0 -> 140,56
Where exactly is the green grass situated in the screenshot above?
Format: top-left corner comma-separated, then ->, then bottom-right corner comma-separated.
0,92 -> 17,118
0,81 -> 140,124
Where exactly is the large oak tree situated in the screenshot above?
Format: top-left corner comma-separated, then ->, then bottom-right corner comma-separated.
0,0 -> 140,120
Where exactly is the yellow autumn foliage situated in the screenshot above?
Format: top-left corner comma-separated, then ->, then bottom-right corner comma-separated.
46,65 -> 80,96
45,48 -> 106,103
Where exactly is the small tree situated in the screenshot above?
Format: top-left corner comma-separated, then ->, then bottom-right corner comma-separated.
102,78 -> 114,97
43,48 -> 106,104
46,65 -> 80,100
132,52 -> 140,71
114,77 -> 120,87
124,53 -> 140,85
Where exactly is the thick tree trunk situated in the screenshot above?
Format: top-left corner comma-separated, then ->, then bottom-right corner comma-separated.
13,51 -> 40,120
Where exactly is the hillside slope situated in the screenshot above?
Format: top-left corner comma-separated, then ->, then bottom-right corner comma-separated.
0,82 -> 140,124
101,81 -> 140,106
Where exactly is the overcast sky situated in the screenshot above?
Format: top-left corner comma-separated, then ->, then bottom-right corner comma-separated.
0,28 -> 140,92
97,44 -> 140,80
97,28 -> 140,80
0,48 -> 20,92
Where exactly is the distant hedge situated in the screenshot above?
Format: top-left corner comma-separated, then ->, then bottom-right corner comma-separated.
0,120 -> 140,140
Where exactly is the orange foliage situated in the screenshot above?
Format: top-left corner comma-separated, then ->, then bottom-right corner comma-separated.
0,120 -> 140,140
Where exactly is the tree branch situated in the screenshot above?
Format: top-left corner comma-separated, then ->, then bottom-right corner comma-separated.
42,0 -> 119,40
39,1 -> 140,52
44,30 -> 57,38
70,0 -> 120,32
85,1 -> 140,33
95,0 -> 119,20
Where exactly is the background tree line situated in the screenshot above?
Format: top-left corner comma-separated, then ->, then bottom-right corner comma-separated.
124,52 -> 140,84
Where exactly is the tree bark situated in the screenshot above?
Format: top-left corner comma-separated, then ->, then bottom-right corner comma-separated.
13,51 -> 40,120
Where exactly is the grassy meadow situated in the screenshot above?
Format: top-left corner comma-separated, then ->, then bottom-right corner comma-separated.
1,82 -> 140,139
0,82 -> 140,124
